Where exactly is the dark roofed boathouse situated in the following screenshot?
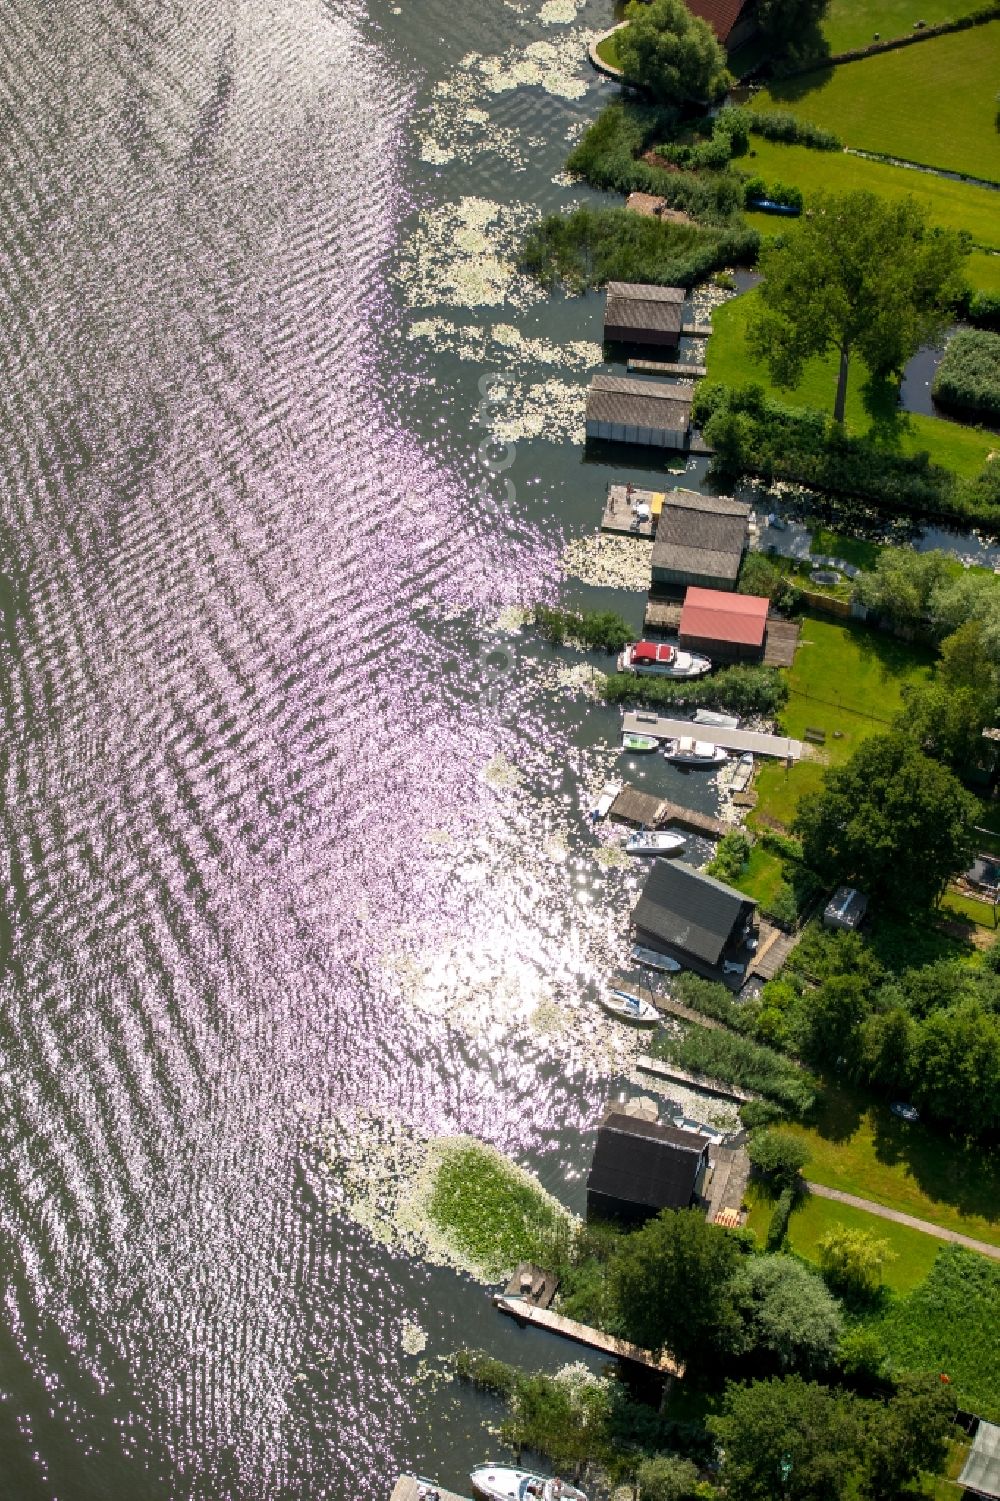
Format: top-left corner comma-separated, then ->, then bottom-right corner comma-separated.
604,282 -> 685,350
585,376 -> 694,450
633,860 -> 757,983
651,489 -> 750,594
587,1109 -> 710,1225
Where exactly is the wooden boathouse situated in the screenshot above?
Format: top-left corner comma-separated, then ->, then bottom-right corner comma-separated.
585,376 -> 694,449
650,490 -> 750,593
604,282 -> 685,350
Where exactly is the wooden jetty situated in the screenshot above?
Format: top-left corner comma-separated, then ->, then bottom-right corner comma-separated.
494,1295 -> 684,1377
622,712 -> 803,762
503,1262 -> 558,1309
391,1476 -> 471,1501
682,323 -> 713,337
643,599 -> 682,635
750,920 -> 804,980
609,782 -> 727,839
600,483 -> 663,538
628,358 -> 708,377
637,1054 -> 758,1104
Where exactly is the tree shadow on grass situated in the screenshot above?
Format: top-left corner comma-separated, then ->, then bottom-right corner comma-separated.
764,55 -> 834,104
860,373 -> 911,452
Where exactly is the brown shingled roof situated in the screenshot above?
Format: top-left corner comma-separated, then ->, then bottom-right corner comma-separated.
687,0 -> 754,42
586,375 -> 694,432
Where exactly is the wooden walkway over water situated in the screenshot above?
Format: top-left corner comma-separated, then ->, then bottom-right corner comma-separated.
493,1295 -> 684,1376
392,1476 -> 471,1501
622,712 -> 803,761
609,782 -> 727,838
600,483 -> 660,538
628,358 -> 708,377
643,600 -> 682,635
637,1054 -> 758,1103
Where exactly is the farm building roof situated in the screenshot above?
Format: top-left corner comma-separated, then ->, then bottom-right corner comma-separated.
586,376 -> 694,432
687,0 -> 753,42
605,282 -> 685,337
680,587 -> 769,647
960,1420 -> 1000,1499
652,491 -> 750,585
633,859 -> 754,965
587,1110 -> 708,1212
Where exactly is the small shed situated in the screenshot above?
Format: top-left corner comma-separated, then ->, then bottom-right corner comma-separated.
586,377 -> 694,449
823,887 -> 869,931
679,586 -> 769,662
651,490 -> 751,593
587,1108 -> 711,1225
633,859 -> 757,982
604,282 -> 685,350
959,1418 -> 1000,1500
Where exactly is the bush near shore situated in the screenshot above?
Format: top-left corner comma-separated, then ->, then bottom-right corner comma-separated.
602,662 -> 788,716
932,327 -> 1000,421
531,605 -> 632,653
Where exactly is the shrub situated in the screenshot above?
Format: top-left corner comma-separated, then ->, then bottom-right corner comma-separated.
932,327 -> 1000,421
522,205 -> 758,294
532,604 -> 632,653
738,550 -> 802,609
602,662 -> 788,716
635,1455 -> 701,1501
966,289 -> 1000,331
818,1226 -> 897,1297
748,1128 -> 810,1187
616,0 -> 732,108
454,1348 -> 517,1395
761,882 -> 803,930
766,1185 -> 797,1249
747,111 -> 842,150
671,972 -> 750,1029
707,829 -> 752,884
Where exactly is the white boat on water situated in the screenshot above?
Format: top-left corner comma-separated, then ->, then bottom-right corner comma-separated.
590,778 -> 622,819
624,830 -> 686,857
471,1467 -> 587,1501
616,641 -> 711,679
631,943 -> 682,973
693,709 -> 739,728
600,988 -> 660,1024
662,736 -> 727,766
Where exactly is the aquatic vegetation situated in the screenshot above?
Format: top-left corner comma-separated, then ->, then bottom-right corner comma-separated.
428,1140 -> 575,1279
397,197 -> 542,310
400,1319 -> 428,1355
561,534 -> 655,591
482,752 -> 523,789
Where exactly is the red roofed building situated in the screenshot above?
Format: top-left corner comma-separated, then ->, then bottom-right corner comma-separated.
679,587 -> 769,662
686,0 -> 758,47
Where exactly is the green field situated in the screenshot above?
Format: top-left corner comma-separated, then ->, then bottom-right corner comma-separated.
755,23 -> 1000,182
746,1183 -> 944,1290
783,1085 -> 1000,1246
751,615 -> 934,830
743,136 -> 1000,249
821,0 -> 990,52
969,251 -> 1000,293
707,292 -> 996,478
730,843 -> 788,907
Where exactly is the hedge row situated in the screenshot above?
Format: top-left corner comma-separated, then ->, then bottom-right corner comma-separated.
964,289 -> 1000,331
746,111 -> 841,151
693,382 -> 1000,528
774,0 -> 1000,78
932,328 -> 1000,421
602,662 -> 788,716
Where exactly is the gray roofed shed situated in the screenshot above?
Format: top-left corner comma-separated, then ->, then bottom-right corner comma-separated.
960,1420 -> 1000,1499
587,1109 -> 710,1224
586,376 -> 694,449
605,282 -> 685,348
651,488 -> 750,591
633,859 -> 756,967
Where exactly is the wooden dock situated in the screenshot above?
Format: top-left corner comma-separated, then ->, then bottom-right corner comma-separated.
682,323 -> 712,337
493,1295 -> 684,1376
391,1476 -> 471,1501
637,1054 -> 759,1103
628,359 -> 708,377
643,599 -> 682,635
750,920 -> 804,980
600,483 -> 662,538
622,712 -> 803,762
609,782 -> 727,838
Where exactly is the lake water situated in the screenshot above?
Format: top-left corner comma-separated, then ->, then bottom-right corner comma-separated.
0,2 -> 994,1497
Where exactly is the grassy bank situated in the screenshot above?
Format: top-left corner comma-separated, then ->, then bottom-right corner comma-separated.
523,206 -> 757,293
706,291 -> 996,478
427,1139 -> 571,1280
820,0 -> 991,52
754,23 -> 1000,181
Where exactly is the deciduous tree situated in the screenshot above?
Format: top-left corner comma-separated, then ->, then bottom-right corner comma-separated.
616,0 -> 731,108
709,1376 -> 864,1501
748,192 -> 968,424
729,1254 -> 843,1374
817,1225 -> 896,1296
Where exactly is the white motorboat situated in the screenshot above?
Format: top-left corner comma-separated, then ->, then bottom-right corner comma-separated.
662,736 -> 728,766
616,641 -> 711,679
471,1467 -> 587,1501
590,778 -> 622,820
693,709 -> 739,728
600,988 -> 660,1024
631,943 -> 682,973
624,830 -> 686,857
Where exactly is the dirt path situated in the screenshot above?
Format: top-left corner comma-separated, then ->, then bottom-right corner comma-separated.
805,1181 -> 1000,1261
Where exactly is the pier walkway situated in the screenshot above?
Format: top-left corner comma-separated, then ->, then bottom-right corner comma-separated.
628,358 -> 708,377
622,712 -> 803,761
392,1477 -> 471,1501
493,1296 -> 684,1375
609,782 -> 726,838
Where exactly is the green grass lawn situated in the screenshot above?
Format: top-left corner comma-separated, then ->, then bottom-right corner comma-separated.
707,291 -> 996,478
940,888 -> 1000,929
741,135 -> 1000,249
969,251 -> 1000,294
595,29 -> 623,68
730,844 -> 788,907
783,1084 -> 1000,1246
809,529 -> 883,570
751,614 -> 934,830
754,24 -> 1000,181
746,1182 -> 944,1290
821,0 -> 989,52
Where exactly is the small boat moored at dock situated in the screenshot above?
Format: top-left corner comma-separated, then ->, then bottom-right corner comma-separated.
622,732 -> 658,753
617,641 -> 711,679
471,1467 -> 587,1501
693,709 -> 739,728
631,942 -> 682,972
600,988 -> 660,1024
624,830 -> 686,857
590,778 -> 622,820
662,736 -> 727,766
